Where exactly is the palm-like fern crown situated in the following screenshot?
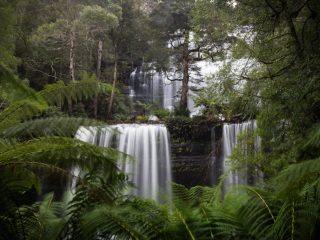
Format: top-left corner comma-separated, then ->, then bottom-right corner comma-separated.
0,63 -> 127,239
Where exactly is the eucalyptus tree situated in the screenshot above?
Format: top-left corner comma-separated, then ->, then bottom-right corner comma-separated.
191,0 -> 236,63
104,2 -> 123,120
83,0 -> 155,119
80,4 -> 120,81
30,1 -> 89,83
80,4 -> 120,118
150,0 -> 233,115
105,0 -> 154,119
149,0 -> 199,115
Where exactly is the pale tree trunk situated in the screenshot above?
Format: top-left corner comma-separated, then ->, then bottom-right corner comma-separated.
107,45 -> 118,120
96,39 -> 103,80
68,27 -> 75,114
69,28 -> 75,82
94,38 -> 103,118
180,30 -> 190,115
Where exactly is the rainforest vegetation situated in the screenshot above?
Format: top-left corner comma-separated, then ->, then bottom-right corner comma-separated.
1,0 -> 320,239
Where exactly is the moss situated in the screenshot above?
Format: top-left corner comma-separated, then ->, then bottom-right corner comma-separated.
153,108 -> 171,120
136,115 -> 149,123
165,116 -> 216,143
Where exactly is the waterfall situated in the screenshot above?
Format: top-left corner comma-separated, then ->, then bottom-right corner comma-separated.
222,120 -> 260,187
75,124 -> 172,203
128,62 -> 209,115
129,67 -> 180,111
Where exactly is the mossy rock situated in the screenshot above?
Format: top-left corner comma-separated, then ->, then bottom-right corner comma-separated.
165,116 -> 217,143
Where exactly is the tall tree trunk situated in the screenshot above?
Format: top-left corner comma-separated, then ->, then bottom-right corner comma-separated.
96,39 -> 103,80
180,30 -> 190,115
107,45 -> 118,120
69,27 -> 75,82
68,27 -> 75,114
94,38 -> 103,118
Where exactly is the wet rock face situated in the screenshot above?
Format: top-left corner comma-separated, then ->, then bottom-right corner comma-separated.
171,141 -> 213,188
170,124 -> 223,188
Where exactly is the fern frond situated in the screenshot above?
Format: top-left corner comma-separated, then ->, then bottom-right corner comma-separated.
0,63 -> 46,105
273,201 -> 293,240
201,187 -> 277,240
0,168 -> 39,240
60,172 -> 128,239
172,183 -> 218,207
0,117 -> 102,138
26,193 -> 68,240
1,193 -> 69,240
168,205 -> 213,240
0,137 -> 120,175
0,100 -> 47,131
39,80 -> 113,107
304,124 -> 320,148
82,200 -> 165,240
273,158 -> 320,194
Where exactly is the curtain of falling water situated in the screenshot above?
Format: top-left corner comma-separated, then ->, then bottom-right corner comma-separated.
75,124 -> 172,203
222,120 -> 260,188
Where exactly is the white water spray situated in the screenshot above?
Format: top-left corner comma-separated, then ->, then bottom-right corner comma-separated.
222,120 -> 260,187
75,124 -> 172,203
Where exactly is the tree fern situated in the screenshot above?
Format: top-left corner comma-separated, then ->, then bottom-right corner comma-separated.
0,117 -> 102,138
0,59 -> 130,240
60,172 -> 128,239
172,183 -> 219,207
0,168 -> 39,240
82,206 -> 154,240
273,158 -> 320,194
39,79 -> 113,107
304,124 -> 320,148
0,100 -> 47,131
0,63 -> 46,105
0,137 -> 121,174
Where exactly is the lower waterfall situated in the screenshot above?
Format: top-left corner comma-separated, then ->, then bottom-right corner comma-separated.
75,124 -> 172,203
222,120 -> 260,187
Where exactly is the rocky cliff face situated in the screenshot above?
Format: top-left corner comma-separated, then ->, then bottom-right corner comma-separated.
171,125 -> 223,188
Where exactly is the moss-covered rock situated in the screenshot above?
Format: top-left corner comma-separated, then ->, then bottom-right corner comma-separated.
165,115 -> 216,143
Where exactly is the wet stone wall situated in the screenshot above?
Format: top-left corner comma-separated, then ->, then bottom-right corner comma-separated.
169,122 -> 223,188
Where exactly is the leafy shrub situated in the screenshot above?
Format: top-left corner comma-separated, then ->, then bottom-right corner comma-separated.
136,115 -> 148,123
72,103 -> 88,118
174,107 -> 190,117
113,114 -> 129,122
154,108 -> 171,120
165,116 -> 214,143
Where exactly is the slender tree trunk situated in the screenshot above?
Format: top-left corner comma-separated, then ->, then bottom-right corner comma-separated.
69,28 -> 75,82
107,45 -> 118,120
68,27 -> 75,114
96,39 -> 103,80
94,38 -> 103,118
180,30 -> 190,115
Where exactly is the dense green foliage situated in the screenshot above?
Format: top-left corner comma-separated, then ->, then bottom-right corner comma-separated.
165,116 -> 214,143
0,0 -> 17,66
1,0 -> 320,239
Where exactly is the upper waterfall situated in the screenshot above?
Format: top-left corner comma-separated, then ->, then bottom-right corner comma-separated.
75,124 -> 172,203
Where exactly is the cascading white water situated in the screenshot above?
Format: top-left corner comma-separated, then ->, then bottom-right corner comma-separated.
129,67 -> 181,111
222,120 -> 260,187
75,124 -> 172,203
128,59 -> 220,115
